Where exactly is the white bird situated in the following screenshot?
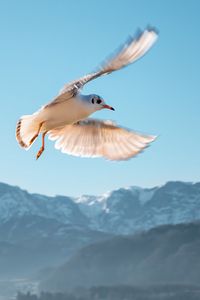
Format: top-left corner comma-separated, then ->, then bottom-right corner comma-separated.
16,28 -> 158,160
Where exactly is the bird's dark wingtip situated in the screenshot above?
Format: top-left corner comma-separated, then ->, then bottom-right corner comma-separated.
146,25 -> 159,35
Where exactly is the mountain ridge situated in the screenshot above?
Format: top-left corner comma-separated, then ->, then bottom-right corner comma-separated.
0,181 -> 200,234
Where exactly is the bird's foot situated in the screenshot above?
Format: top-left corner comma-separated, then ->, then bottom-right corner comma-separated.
36,147 -> 44,160
29,122 -> 45,146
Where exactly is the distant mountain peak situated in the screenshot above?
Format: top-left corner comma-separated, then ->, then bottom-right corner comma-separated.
0,181 -> 200,235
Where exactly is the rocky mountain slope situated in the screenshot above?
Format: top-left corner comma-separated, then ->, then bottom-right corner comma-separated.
0,181 -> 200,235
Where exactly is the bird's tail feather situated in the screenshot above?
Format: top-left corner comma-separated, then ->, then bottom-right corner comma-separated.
16,114 -> 40,150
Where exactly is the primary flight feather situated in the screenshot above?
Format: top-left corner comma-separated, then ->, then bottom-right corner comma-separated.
16,28 -> 158,160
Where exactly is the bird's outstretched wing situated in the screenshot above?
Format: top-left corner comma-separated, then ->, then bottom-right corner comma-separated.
48,119 -> 156,161
46,28 -> 158,108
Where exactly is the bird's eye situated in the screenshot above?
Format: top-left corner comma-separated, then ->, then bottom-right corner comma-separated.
91,98 -> 95,104
97,99 -> 102,104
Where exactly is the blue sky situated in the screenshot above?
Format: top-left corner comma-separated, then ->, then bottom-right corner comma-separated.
1,0 -> 200,196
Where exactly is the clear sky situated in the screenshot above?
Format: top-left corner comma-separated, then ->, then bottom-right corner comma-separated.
1,0 -> 200,196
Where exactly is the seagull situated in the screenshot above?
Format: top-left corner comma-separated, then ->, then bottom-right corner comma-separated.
16,28 -> 158,161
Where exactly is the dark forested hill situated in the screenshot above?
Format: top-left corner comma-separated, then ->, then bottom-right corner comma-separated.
18,284 -> 200,300
41,222 -> 200,292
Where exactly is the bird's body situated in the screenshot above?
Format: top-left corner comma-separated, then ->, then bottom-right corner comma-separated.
16,28 -> 158,160
37,95 -> 93,132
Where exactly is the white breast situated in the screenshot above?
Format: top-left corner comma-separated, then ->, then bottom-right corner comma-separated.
36,97 -> 91,131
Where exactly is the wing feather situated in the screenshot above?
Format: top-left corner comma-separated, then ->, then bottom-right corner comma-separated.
48,119 -> 156,161
45,28 -> 158,108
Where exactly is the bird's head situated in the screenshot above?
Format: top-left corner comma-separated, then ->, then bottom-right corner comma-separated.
89,94 -> 115,112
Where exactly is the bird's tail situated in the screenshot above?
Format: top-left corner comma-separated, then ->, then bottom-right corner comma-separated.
16,114 -> 40,150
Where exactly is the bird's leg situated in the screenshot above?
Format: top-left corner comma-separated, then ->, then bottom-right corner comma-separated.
36,131 -> 47,160
29,121 -> 45,146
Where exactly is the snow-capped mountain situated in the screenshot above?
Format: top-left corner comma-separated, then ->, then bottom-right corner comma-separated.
0,183 -> 88,227
75,181 -> 200,234
0,181 -> 200,235
75,186 -> 158,233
